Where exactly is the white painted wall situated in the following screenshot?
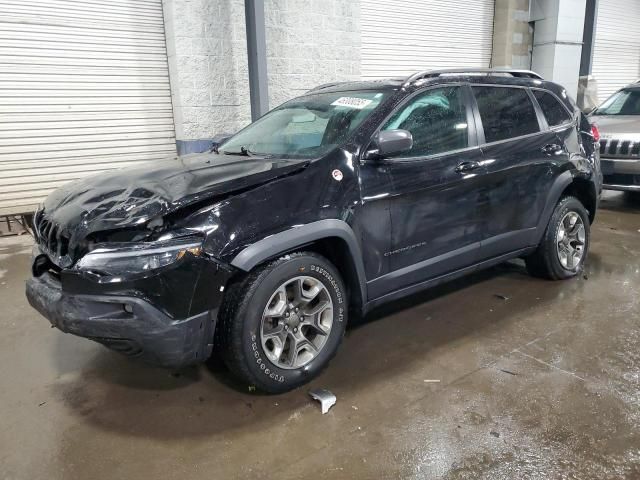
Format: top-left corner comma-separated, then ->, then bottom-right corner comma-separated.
163,0 -> 361,144
163,0 -> 251,142
265,0 -> 361,108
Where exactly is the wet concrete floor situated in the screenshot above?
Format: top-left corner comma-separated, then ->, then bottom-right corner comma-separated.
1,191 -> 639,479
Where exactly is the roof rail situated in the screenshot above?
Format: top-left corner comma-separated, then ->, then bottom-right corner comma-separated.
403,68 -> 544,87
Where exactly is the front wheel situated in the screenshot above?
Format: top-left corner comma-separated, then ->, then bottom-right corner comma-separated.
525,195 -> 590,280
219,252 -> 347,393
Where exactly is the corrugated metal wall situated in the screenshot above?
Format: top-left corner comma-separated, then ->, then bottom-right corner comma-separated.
360,0 -> 495,79
0,0 -> 177,216
592,0 -> 640,102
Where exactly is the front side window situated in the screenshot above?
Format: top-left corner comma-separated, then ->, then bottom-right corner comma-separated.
381,86 -> 469,158
594,89 -> 640,115
534,90 -> 572,126
473,86 -> 540,143
220,90 -> 389,158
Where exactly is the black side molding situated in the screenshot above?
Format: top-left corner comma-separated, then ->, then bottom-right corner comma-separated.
533,170 -> 573,243
231,219 -> 368,304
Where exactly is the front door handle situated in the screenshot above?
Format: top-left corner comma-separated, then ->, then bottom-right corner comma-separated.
455,161 -> 480,173
541,143 -> 564,156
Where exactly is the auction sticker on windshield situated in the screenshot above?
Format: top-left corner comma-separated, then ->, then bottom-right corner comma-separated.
331,97 -> 373,109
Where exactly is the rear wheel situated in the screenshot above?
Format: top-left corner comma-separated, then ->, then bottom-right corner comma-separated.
219,252 -> 347,393
525,196 -> 590,280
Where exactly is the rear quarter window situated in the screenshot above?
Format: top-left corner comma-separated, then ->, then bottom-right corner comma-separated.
533,90 -> 572,127
472,86 -> 540,143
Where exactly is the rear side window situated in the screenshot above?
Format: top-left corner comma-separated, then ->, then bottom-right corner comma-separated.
533,90 -> 572,126
382,86 -> 469,157
472,86 -> 540,143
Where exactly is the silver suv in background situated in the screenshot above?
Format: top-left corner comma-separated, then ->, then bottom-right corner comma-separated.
590,82 -> 640,192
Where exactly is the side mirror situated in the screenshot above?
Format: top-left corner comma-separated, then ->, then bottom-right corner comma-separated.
366,129 -> 413,159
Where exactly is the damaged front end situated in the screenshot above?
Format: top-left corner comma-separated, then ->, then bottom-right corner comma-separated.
25,153 -> 313,367
27,226 -> 234,367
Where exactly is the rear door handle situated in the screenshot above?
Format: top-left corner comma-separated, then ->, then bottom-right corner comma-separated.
455,161 -> 480,173
541,143 -> 564,156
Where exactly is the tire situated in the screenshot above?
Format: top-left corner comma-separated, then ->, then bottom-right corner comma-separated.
219,252 -> 348,393
525,195 -> 590,280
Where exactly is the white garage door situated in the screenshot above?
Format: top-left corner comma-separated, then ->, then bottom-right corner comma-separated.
592,0 -> 640,102
0,0 -> 177,216
361,0 -> 495,79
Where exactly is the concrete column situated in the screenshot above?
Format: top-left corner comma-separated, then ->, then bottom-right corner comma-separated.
530,0 -> 587,98
491,0 -> 533,69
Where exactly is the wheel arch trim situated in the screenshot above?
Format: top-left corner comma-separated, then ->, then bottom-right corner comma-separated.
230,219 -> 368,306
534,170 -> 590,244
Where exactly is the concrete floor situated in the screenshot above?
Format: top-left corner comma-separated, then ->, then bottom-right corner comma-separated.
1,192 -> 639,479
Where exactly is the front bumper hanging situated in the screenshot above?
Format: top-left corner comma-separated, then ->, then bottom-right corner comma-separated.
26,250 -> 232,368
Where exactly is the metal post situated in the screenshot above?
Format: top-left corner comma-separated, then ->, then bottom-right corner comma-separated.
580,0 -> 598,76
245,0 -> 269,120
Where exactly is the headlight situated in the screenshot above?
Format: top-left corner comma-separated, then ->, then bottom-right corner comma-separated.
75,238 -> 202,276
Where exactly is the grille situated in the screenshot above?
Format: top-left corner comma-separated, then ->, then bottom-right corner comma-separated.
599,138 -> 640,158
34,211 -> 70,263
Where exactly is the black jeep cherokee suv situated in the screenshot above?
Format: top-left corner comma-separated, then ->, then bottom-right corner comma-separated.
27,69 -> 601,393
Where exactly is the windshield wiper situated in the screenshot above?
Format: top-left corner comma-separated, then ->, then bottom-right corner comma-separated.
221,146 -> 257,156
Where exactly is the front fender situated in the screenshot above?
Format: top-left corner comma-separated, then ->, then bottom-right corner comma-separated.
230,219 -> 367,305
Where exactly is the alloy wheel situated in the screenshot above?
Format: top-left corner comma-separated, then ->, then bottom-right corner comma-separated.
260,276 -> 334,369
556,211 -> 586,270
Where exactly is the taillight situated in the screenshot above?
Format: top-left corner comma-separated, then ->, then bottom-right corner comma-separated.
591,124 -> 601,142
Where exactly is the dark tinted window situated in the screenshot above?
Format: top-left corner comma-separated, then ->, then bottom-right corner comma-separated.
382,86 -> 469,157
534,90 -> 572,126
473,86 -> 540,143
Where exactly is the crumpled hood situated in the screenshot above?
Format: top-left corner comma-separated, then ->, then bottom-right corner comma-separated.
590,115 -> 640,137
39,152 -> 308,258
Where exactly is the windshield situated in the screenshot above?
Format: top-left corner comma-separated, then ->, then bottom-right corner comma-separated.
220,90 -> 390,158
594,89 -> 640,115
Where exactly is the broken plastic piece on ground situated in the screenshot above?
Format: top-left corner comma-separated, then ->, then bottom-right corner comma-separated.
309,389 -> 336,414
423,379 -> 440,383
493,294 -> 509,300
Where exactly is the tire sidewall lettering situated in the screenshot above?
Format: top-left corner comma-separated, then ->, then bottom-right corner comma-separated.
244,256 -> 348,390
251,333 -> 285,383
310,264 -> 344,322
